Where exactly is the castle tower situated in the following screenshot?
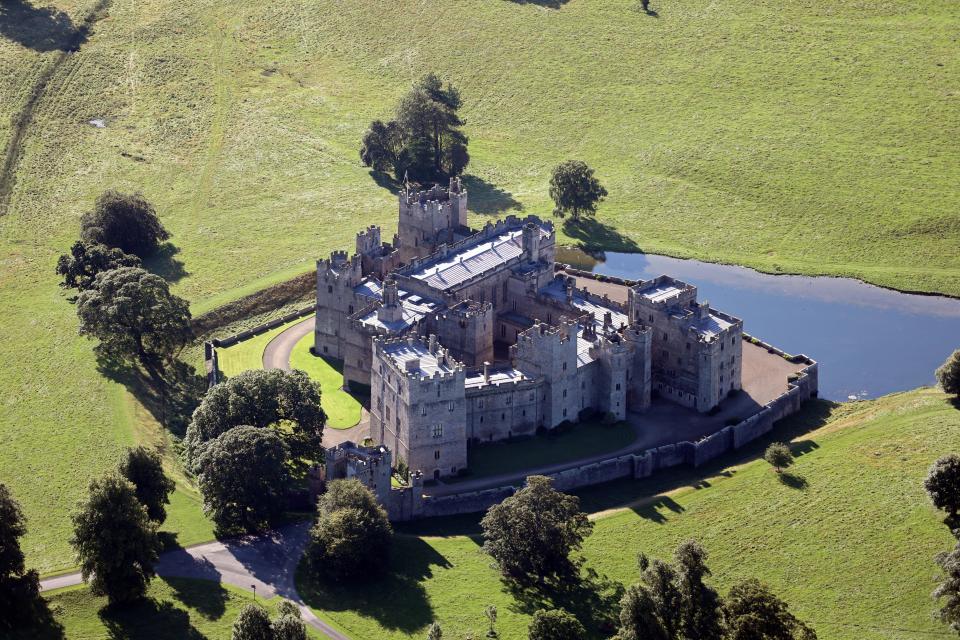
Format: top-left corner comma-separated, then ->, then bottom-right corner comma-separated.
315,252 -> 366,359
510,319 -> 580,428
378,279 -> 403,325
396,180 -> 468,263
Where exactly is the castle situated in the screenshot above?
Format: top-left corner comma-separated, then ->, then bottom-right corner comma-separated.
316,178 -> 743,480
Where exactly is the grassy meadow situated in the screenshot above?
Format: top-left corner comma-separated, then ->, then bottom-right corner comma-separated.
12,578 -> 322,639
299,389 -> 960,640
0,0 -> 957,584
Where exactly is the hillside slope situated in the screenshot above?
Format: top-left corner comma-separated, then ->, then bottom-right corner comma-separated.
0,0 -> 957,572
299,389 -> 960,640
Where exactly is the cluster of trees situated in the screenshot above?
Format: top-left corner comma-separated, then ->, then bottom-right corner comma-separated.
479,475 -> 815,640
70,446 -> 174,605
184,369 -> 326,535
57,191 -> 191,380
305,479 -> 392,583
231,600 -> 308,640
360,73 -> 469,182
0,484 -> 44,631
927,451 -> 960,633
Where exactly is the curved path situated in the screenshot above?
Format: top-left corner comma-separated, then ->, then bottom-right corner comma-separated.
39,523 -> 349,640
262,317 -> 369,447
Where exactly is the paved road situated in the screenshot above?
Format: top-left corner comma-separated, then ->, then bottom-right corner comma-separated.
39,523 -> 350,640
263,317 -> 369,447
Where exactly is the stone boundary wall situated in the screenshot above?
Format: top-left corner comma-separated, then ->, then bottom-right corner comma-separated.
557,264 -> 638,288
409,344 -> 818,520
203,304 -> 315,387
193,270 -> 316,337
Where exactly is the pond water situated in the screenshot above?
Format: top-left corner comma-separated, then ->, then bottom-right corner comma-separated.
558,248 -> 960,402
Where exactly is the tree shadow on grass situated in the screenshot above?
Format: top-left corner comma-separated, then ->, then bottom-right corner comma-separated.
159,575 -> 229,621
504,0 -> 570,8
778,471 -> 808,490
463,175 -> 522,216
143,243 -> 189,284
297,536 -> 447,633
369,170 -> 401,195
97,355 -> 205,437
98,598 -> 205,640
0,0 -> 89,52
562,217 -> 640,253
505,567 -> 623,637
7,599 -> 66,640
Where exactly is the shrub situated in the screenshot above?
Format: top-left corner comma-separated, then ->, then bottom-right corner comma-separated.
937,349 -> 960,398
764,442 -> 794,474
925,454 -> 960,516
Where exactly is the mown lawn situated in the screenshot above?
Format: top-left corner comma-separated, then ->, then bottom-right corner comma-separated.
288,332 -> 363,429
447,420 -> 637,484
215,319 -> 302,378
1,0 -> 958,576
299,389 -> 960,640
11,578 -> 322,640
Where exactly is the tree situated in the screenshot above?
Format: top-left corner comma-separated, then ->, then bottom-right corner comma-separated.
70,473 -> 160,605
764,442 -> 793,474
723,579 -> 817,640
359,73 -> 469,182
616,583 -> 669,640
938,349 -> 960,398
548,160 -> 608,222
56,240 -> 141,296
117,446 -> 175,523
0,484 -> 42,631
674,540 -> 723,640
76,267 -> 192,377
80,190 -> 170,257
427,622 -> 443,640
276,600 -> 301,619
640,558 -> 682,639
926,455 -> 960,517
481,475 -> 593,586
196,426 -> 290,535
185,368 -> 325,469
934,541 -> 960,634
232,603 -> 273,640
528,608 -> 586,640
484,604 -> 498,638
273,614 -> 308,640
307,479 -> 392,583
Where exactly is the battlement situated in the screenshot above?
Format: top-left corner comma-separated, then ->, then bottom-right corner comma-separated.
401,177 -> 465,207
631,275 -> 698,310
374,334 -> 465,381
436,299 -> 492,321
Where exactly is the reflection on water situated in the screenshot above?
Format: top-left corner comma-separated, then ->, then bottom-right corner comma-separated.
561,248 -> 960,401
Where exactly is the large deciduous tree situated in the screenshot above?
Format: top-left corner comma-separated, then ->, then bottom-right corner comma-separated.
70,473 -> 160,605
0,484 -> 42,631
480,475 -> 593,587
723,578 -> 817,640
359,73 -> 469,182
231,604 -> 273,640
938,349 -> 960,398
306,478 -> 392,583
548,160 -> 608,222
195,426 -> 290,535
80,190 -> 170,258
528,608 -> 586,640
76,266 -> 192,377
185,368 -> 325,468
674,540 -> 724,640
56,240 -> 141,296
926,454 -> 960,517
117,446 -> 175,523
934,540 -> 960,634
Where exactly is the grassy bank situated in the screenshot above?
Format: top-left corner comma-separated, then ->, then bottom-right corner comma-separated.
299,389 -> 959,639
1,0 -> 957,575
11,578 -> 321,639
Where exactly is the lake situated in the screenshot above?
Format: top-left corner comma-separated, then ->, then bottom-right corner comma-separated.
558,248 -> 960,402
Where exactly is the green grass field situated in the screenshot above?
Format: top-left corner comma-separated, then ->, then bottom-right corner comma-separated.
447,420 -> 637,483
1,0 -> 957,583
12,578 -> 321,639
299,389 -> 960,640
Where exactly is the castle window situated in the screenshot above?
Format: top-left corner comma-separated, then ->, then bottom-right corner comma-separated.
663,332 -> 668,341
678,358 -> 682,366
501,325 -> 506,338
448,401 -> 455,411
506,396 -> 512,405
563,408 -> 567,417
732,336 -> 737,345
478,399 -> 484,409
421,405 -> 427,416
562,389 -> 567,398
434,450 -> 440,460
649,314 -> 654,322
480,416 -> 484,423
529,393 -> 535,401
686,342 -> 691,351
547,313 -> 552,323
616,383 -> 621,391
563,362 -> 567,371
501,413 -> 505,421
349,305 -> 354,314
386,407 -> 391,421
432,424 -> 443,438
522,409 -> 526,417
721,342 -> 725,351
323,346 -> 329,354
327,285 -> 333,294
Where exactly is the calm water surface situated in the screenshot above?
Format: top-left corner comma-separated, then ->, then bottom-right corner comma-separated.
563,249 -> 960,402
